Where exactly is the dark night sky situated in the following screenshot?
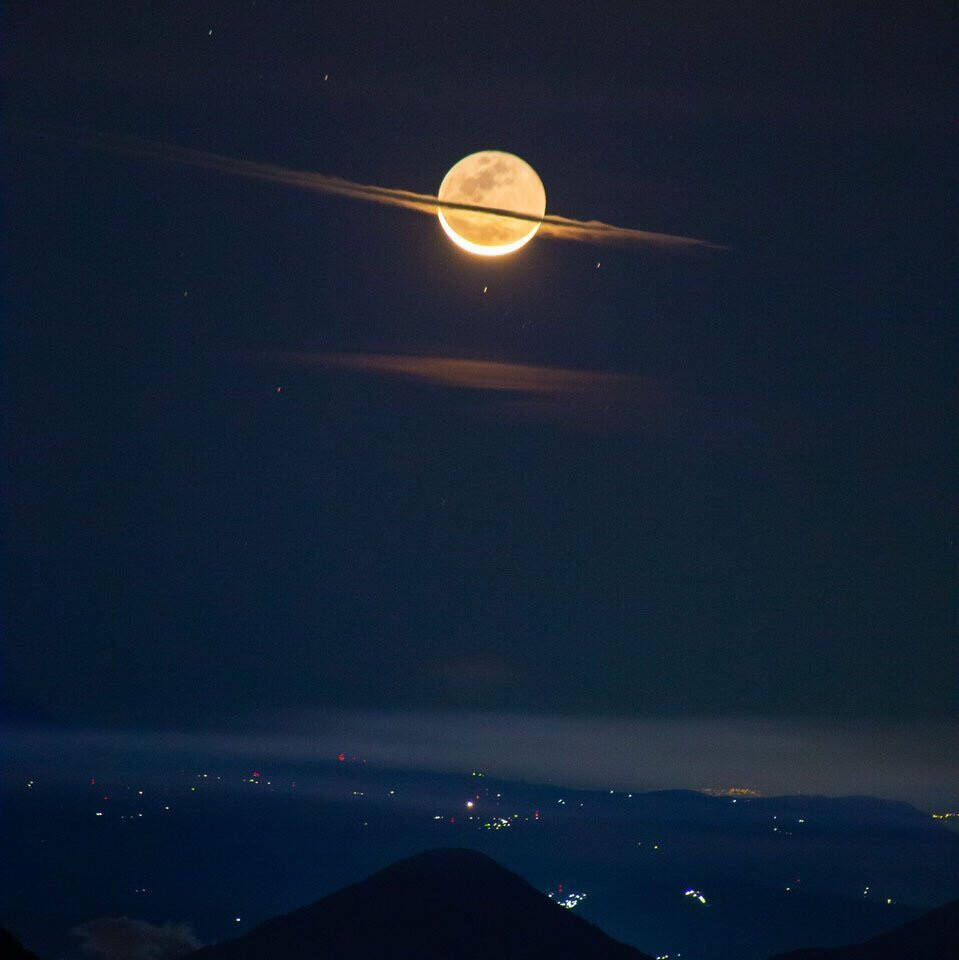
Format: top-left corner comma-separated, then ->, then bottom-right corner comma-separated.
3,2 -> 955,738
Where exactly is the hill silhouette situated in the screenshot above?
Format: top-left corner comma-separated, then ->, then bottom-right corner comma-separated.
0,928 -> 40,960
188,848 -> 652,960
770,896 -> 959,959
4,859 -> 957,960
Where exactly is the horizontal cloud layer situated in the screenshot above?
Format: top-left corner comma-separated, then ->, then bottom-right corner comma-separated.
5,714 -> 956,808
263,351 -> 770,446
25,125 -> 723,250
305,352 -> 634,394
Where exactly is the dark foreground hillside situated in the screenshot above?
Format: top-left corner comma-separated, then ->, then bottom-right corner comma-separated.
771,897 -> 959,960
0,928 -> 40,960
188,848 -> 652,960
4,857 -> 958,960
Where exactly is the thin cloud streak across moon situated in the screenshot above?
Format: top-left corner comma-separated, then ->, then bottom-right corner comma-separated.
28,126 -> 723,251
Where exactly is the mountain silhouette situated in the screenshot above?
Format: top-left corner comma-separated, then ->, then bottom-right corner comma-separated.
0,928 -> 40,960
5,860 -> 958,960
769,896 -> 959,959
189,848 -> 652,960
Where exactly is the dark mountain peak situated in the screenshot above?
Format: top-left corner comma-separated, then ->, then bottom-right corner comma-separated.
770,896 -> 959,960
375,846 -> 505,876
359,846 -> 539,892
190,846 -> 652,960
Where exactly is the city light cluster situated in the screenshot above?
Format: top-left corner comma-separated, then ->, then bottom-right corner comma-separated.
548,890 -> 587,909
702,787 -> 759,797
482,816 -> 516,831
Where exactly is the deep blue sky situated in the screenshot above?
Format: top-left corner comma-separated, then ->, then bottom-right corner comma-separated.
4,2 -> 955,732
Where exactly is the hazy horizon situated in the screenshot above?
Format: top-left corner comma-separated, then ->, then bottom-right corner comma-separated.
4,711 -> 956,809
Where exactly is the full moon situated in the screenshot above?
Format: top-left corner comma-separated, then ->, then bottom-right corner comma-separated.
437,151 -> 546,256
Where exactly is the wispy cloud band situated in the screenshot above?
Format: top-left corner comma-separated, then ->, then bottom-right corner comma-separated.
260,351 -> 767,446
24,125 -> 723,250
300,352 -> 634,395
4,714 -> 956,808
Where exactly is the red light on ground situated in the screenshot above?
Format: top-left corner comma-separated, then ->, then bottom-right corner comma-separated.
450,817 -> 455,823
252,771 -> 260,778
337,753 -> 346,762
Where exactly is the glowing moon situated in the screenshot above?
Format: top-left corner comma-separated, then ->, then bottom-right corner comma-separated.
437,151 -> 546,256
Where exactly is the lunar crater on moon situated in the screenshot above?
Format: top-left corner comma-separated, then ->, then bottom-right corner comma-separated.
438,150 -> 546,256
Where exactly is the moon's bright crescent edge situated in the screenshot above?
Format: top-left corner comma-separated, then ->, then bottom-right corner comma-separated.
437,208 -> 543,257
